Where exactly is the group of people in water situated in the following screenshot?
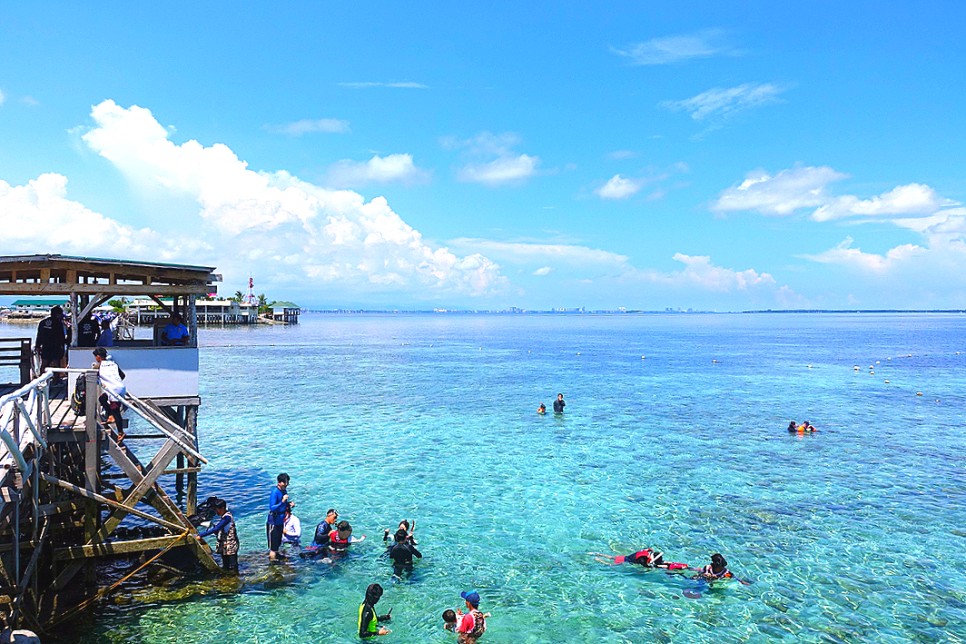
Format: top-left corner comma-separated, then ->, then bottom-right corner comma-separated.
537,392 -> 566,414
193,469 -> 752,638
787,419 -> 817,433
194,472 -> 488,640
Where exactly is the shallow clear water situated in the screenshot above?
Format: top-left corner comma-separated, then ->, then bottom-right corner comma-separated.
5,313 -> 966,642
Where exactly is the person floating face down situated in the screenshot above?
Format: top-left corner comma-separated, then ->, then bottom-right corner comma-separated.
553,393 -> 566,413
358,583 -> 392,638
613,547 -> 689,570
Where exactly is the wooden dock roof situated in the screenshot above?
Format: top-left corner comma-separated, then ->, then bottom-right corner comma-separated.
0,254 -> 220,297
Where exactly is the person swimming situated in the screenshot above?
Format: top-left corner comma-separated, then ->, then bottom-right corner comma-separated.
593,547 -> 689,570
787,420 -> 797,432
537,403 -> 546,414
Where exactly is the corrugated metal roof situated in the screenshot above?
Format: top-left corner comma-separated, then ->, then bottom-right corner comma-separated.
0,254 -> 215,273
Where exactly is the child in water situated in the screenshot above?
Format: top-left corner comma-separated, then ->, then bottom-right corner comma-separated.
442,609 -> 458,631
537,402 -> 546,414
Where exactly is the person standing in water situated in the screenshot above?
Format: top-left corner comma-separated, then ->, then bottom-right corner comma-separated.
553,393 -> 566,413
267,473 -> 293,561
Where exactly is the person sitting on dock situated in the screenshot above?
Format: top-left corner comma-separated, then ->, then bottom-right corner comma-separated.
160,312 -> 190,346
283,505 -> 302,546
93,347 -> 127,442
196,498 -> 240,572
267,473 -> 293,561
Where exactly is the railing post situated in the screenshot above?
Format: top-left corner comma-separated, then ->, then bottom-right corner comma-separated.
19,339 -> 31,386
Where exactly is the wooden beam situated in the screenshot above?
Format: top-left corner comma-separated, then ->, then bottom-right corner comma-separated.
55,533 -> 191,560
0,283 -> 211,296
40,473 -> 186,533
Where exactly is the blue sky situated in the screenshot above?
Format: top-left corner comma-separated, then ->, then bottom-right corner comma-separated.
1,2 -> 965,310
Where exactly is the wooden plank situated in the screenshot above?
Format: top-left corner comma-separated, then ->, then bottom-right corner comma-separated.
55,533 -> 190,561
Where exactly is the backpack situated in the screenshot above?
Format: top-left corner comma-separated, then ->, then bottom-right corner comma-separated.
70,377 -> 87,416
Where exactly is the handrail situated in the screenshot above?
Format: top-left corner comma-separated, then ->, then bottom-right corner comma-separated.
121,393 -> 208,465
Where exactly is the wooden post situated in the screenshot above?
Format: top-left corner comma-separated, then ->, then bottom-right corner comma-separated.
186,405 -> 199,516
83,370 -> 99,587
69,292 -> 79,347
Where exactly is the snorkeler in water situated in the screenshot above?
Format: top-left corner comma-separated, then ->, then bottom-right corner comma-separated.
693,553 -> 752,584
592,547 -> 689,570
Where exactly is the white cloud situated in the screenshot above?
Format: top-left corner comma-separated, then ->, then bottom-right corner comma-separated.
661,253 -> 776,291
73,100 -> 504,299
812,183 -> 949,222
533,266 -> 552,276
0,173 -> 202,260
662,83 -> 786,121
606,150 -> 637,160
338,81 -> 428,89
457,155 -> 539,186
326,153 -> 430,187
611,30 -> 735,65
596,174 -> 642,200
452,239 -> 629,268
446,132 -> 540,186
713,166 -> 847,216
266,118 -> 350,135
805,237 -> 926,273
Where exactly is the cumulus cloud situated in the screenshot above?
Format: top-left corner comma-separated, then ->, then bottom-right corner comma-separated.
446,132 -> 540,186
596,174 -> 642,200
265,118 -> 350,135
611,30 -> 736,65
812,183 -> 950,222
662,83 -> 786,121
805,237 -> 927,273
661,253 -> 776,291
338,81 -> 428,89
714,166 -> 960,226
0,173 -> 201,259
713,166 -> 847,216
74,100 -> 504,299
326,153 -> 431,187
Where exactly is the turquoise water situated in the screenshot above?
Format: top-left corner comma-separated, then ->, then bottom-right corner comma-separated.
6,313 -> 966,642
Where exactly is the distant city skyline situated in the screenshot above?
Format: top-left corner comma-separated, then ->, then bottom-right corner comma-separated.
1,3 -> 964,311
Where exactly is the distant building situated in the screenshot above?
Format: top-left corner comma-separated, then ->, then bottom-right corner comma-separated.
270,301 -> 301,323
126,297 -> 257,325
11,297 -> 70,315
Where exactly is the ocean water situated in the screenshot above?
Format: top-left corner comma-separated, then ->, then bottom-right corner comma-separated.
4,313 -> 966,642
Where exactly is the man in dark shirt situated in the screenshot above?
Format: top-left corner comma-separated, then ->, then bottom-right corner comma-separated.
386,528 -> 422,577
35,306 -> 68,379
553,392 -> 566,413
76,314 -> 100,347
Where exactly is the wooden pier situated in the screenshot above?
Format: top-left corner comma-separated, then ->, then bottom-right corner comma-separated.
0,254 -> 223,635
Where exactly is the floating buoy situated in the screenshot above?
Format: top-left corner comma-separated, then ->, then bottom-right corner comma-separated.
712,359 -> 719,364
641,355 -> 646,360
875,360 -> 880,364
576,352 -> 581,356
853,366 -> 860,371
916,392 -> 923,396
884,379 -> 890,383
807,364 -> 813,369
